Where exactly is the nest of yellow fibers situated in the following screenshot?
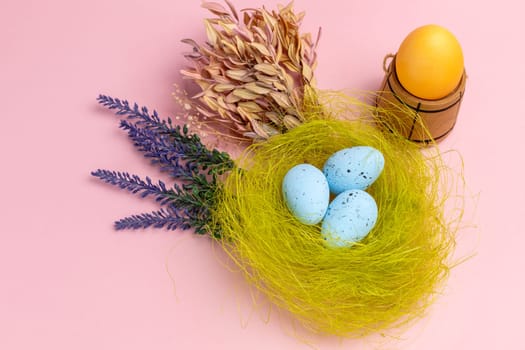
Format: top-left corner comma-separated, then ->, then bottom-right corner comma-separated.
211,93 -> 458,336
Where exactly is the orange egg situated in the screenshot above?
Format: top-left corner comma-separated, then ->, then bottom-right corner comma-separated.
395,24 -> 464,100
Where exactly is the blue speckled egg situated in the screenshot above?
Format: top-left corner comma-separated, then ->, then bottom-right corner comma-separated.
323,146 -> 385,194
321,189 -> 378,247
282,164 -> 330,225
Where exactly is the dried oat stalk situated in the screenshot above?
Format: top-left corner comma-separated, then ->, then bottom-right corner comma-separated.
180,1 -> 320,140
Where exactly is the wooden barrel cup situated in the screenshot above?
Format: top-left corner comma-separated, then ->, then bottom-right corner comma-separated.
376,55 -> 466,143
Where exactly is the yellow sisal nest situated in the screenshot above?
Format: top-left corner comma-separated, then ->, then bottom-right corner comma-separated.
212,95 -> 458,336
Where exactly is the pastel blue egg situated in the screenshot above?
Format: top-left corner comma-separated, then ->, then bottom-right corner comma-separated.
321,189 -> 378,247
323,146 -> 385,194
282,164 -> 330,225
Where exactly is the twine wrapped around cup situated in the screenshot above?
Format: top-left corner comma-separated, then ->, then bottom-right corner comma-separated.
376,54 -> 466,143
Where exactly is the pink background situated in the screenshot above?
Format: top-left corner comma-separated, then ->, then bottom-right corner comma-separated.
1,0 -> 523,349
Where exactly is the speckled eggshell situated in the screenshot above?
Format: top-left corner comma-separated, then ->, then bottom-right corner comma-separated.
321,189 -> 378,247
323,146 -> 385,194
282,164 -> 330,225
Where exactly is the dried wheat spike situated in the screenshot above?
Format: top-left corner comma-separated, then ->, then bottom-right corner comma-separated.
181,1 -> 320,141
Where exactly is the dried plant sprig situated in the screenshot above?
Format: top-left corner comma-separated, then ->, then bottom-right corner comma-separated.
114,208 -> 194,231
181,1 -> 320,140
92,170 -> 179,205
92,96 -> 235,236
98,94 -> 234,177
